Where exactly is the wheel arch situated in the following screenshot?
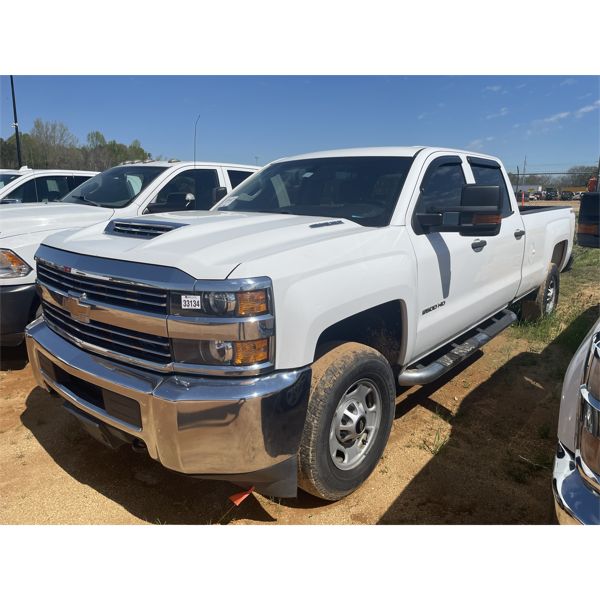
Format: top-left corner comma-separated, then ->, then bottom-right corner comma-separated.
313,299 -> 408,367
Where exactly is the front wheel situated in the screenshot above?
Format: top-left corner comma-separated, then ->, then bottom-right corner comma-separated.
298,342 -> 396,501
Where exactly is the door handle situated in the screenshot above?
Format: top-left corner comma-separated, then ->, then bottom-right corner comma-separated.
471,239 -> 487,251
514,229 -> 525,239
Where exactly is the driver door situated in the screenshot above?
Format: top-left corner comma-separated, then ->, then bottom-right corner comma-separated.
407,153 -> 496,359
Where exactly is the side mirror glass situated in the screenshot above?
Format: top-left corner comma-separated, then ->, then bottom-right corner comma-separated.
415,184 -> 502,236
458,184 -> 502,236
212,186 -> 228,205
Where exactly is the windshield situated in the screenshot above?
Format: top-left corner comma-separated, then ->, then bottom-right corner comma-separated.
60,166 -> 167,208
216,156 -> 414,227
0,173 -> 21,189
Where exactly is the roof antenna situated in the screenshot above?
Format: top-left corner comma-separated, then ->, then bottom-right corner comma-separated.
193,113 -> 201,167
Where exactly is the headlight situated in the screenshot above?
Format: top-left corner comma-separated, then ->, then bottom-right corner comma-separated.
169,278 -> 274,372
0,249 -> 32,278
172,338 -> 269,367
579,333 -> 600,478
171,289 -> 269,317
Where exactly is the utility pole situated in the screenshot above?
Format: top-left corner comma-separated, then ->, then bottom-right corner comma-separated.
9,76 -> 23,168
522,155 -> 527,186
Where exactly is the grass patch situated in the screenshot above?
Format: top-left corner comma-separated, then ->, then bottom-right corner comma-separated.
420,426 -> 449,455
510,245 -> 600,353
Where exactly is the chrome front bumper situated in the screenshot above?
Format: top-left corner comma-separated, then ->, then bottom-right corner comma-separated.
552,441 -> 600,525
26,319 -> 311,496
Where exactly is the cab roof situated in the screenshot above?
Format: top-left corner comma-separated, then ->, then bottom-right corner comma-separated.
273,146 -> 502,163
118,160 -> 258,170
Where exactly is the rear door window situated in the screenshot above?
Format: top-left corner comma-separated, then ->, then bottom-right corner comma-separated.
468,159 -> 512,217
227,169 -> 254,189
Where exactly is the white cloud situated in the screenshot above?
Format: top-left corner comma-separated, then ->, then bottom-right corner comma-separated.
485,106 -> 509,119
467,137 -> 494,150
417,112 -> 427,120
575,99 -> 600,118
560,78 -> 576,86
515,83 -> 527,90
543,111 -> 570,123
484,85 -> 502,93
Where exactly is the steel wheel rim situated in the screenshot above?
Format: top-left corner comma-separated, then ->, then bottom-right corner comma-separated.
546,277 -> 556,313
329,378 -> 382,471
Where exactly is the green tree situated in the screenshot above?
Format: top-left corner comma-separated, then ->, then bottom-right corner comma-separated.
0,119 -> 152,171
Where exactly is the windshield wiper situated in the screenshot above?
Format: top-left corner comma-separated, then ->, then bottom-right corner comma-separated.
69,195 -> 100,207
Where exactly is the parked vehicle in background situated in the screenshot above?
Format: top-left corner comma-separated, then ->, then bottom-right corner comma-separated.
577,192 -> 600,247
0,167 -> 27,189
561,191 -> 574,201
545,188 -> 559,200
553,317 -> 600,524
573,192 -> 583,201
25,146 -> 575,499
0,160 -> 258,346
0,168 -> 97,204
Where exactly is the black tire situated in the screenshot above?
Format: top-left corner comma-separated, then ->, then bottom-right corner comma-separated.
298,342 -> 396,501
521,263 -> 560,321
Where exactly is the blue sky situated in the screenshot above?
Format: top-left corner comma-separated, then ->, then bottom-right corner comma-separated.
1,75 -> 598,172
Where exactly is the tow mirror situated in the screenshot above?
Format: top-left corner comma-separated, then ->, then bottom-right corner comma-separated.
458,184 -> 502,236
416,184 -> 502,236
212,186 -> 228,205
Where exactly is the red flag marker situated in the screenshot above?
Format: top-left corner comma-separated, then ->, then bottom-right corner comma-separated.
229,486 -> 255,506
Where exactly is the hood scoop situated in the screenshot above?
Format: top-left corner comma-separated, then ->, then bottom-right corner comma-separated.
104,218 -> 188,239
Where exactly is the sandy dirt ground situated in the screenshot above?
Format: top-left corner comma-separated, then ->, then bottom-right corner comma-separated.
1,243 -> 598,525
0,327 -> 590,525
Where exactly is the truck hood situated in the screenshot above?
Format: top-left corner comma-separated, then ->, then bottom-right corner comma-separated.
41,210 -> 378,280
0,203 -> 114,239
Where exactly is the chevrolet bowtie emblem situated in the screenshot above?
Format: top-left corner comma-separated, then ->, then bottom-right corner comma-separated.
65,291 -> 91,323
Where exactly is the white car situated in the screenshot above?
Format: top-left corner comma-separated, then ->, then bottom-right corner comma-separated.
0,160 -> 258,346
553,317 -> 600,524
0,167 -> 27,190
25,146 -> 575,499
0,167 -> 97,204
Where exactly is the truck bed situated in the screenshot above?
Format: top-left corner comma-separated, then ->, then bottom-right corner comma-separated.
518,205 -> 572,215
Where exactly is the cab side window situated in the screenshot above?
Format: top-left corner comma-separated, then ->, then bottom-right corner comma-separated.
150,169 -> 219,213
35,176 -> 70,202
70,175 -> 92,190
8,179 -> 37,202
413,157 -> 465,230
227,169 -> 253,189
469,159 -> 512,217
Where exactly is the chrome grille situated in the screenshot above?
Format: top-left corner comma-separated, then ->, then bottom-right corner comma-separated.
42,301 -> 172,365
104,219 -> 186,239
37,260 -> 168,315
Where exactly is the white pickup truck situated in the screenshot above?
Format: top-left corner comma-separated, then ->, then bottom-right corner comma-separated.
0,167 -> 97,204
0,160 -> 258,345
25,146 -> 575,499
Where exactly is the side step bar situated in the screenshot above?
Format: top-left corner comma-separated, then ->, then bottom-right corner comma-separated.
398,309 -> 517,386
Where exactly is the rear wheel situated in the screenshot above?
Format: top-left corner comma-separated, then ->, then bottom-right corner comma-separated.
298,342 -> 396,501
521,263 -> 560,321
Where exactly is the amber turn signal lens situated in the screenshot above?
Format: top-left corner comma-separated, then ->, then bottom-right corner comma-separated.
472,214 -> 501,225
233,339 -> 269,365
237,290 -> 268,316
578,223 -> 598,235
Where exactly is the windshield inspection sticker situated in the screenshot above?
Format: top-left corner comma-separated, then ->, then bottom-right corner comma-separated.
181,295 -> 203,310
